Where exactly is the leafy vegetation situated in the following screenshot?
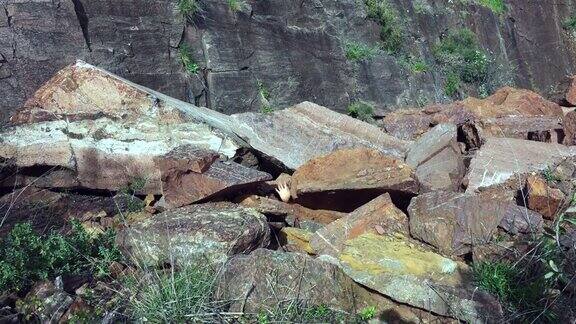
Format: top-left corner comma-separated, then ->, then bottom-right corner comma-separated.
364,0 -> 404,53
345,42 -> 378,61
118,178 -> 147,213
563,15 -> 576,31
177,0 -> 199,17
179,44 -> 200,74
542,167 -> 562,183
433,28 -> 490,97
476,0 -> 506,15
253,303 -> 372,323
227,0 -> 245,12
399,55 -> 429,74
358,306 -> 377,321
257,80 -> 274,114
0,221 -> 122,293
347,101 -> 375,123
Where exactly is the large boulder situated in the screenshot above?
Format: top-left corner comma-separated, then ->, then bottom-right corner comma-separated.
215,249 -> 453,323
0,62 -> 273,199
116,203 -> 270,266
337,233 -> 502,323
383,87 -> 563,142
289,148 -> 418,211
310,193 -> 409,257
408,191 -> 543,255
406,123 -> 464,191
465,137 -> 576,193
229,102 -> 410,169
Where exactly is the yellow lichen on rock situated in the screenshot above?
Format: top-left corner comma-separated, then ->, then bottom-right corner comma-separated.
280,227 -> 315,254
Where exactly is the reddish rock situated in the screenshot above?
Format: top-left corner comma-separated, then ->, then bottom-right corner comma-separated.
309,193 -> 409,257
526,174 -> 566,220
563,110 -> 576,145
549,76 -> 576,106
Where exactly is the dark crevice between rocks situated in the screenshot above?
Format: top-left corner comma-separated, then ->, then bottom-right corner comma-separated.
294,189 -> 416,214
233,148 -> 291,179
71,0 -> 91,52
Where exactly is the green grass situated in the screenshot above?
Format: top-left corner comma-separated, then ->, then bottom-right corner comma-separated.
474,261 -> 517,301
563,15 -> 576,31
257,80 -> 270,101
177,0 -> 199,17
0,221 -> 122,293
444,72 -> 461,97
124,265 -> 217,323
358,306 -> 377,321
364,0 -> 404,53
345,42 -> 378,61
179,44 -> 200,74
399,55 -> 429,74
476,0 -> 506,14
227,0 -> 245,12
347,101 -> 375,123
252,303 -> 367,323
542,167 -> 561,183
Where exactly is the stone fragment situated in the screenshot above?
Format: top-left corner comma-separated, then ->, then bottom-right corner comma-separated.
526,175 -> 566,220
17,280 -> 73,323
279,227 -> 314,254
116,203 -> 270,266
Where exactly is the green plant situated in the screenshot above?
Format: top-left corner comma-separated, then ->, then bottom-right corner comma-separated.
179,44 -> 200,74
364,0 -> 404,53
476,0 -> 506,15
227,0 -> 245,12
119,177 -> 147,213
400,55 -> 429,74
0,221 -> 122,293
542,167 -> 561,183
433,28 -> 489,84
124,265 -> 217,323
563,15 -> 576,31
177,0 -> 199,17
345,42 -> 378,61
444,72 -> 461,97
358,306 -> 377,320
347,101 -> 375,123
474,261 -> 517,301
257,80 -> 270,101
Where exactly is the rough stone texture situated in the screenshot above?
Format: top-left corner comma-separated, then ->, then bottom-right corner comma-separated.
549,76 -> 576,106
155,146 -> 271,208
338,233 -> 502,323
563,110 -> 576,145
0,62 -> 242,194
383,87 -> 563,141
229,102 -> 410,169
310,193 -> 409,257
466,137 -> 576,193
290,148 -> 418,198
0,0 -> 187,127
279,227 -> 314,254
215,248 -> 453,323
116,203 -> 270,266
239,195 -> 345,225
406,124 -> 464,191
526,174 -> 566,220
408,191 -> 541,255
498,204 -> 544,235
16,280 -> 73,323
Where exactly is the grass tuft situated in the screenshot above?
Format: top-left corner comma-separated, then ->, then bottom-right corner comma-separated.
347,101 -> 375,123
227,0 -> 246,12
564,15 -> 576,31
364,0 -> 404,53
476,0 -> 506,15
345,42 -> 378,61
178,0 -> 199,17
179,44 -> 200,74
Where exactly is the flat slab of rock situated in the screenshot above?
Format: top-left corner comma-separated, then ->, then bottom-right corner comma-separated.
290,148 -> 418,197
337,233 -> 502,323
408,191 -> 543,255
116,203 -> 270,266
526,174 -> 566,220
310,193 -> 409,257
230,102 -> 410,169
466,137 -> 576,193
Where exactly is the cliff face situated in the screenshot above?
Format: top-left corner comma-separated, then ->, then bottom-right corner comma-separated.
1,0 -> 576,125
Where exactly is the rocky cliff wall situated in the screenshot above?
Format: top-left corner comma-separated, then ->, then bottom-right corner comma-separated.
1,0 -> 576,126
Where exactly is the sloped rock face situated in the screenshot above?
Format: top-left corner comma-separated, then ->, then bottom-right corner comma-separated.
116,203 -> 270,266
230,102 -> 410,169
0,0 -> 186,127
526,174 -> 566,220
338,233 -> 502,323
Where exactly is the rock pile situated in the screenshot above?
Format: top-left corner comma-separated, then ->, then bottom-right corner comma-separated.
2,62 -> 576,323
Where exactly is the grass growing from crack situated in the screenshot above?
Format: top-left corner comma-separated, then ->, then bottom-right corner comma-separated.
179,44 -> 200,74
178,0 -> 199,17
476,0 -> 506,15
227,0 -> 245,12
347,101 -> 375,123
345,42 -> 378,61
364,0 -> 404,53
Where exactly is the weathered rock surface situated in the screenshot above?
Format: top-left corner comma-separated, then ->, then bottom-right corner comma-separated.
549,75 -> 576,106
465,137 -> 576,193
526,174 -> 566,220
155,146 -> 271,208
383,87 -> 563,142
279,227 -> 314,254
16,280 -> 73,323
290,148 -> 418,198
116,203 -> 270,266
310,193 -> 409,257
337,233 -> 502,323
239,195 -> 345,225
230,102 -> 410,169
406,124 -> 464,191
215,248 -> 452,323
408,191 -> 542,255
563,110 -> 576,145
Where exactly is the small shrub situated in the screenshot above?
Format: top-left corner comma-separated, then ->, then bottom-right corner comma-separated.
542,167 -> 561,183
227,0 -> 246,12
347,101 -> 375,123
400,55 -> 429,74
0,221 -> 122,293
474,261 -> 516,301
124,265 -> 216,323
177,0 -> 199,17
476,0 -> 506,15
358,306 -> 377,320
433,28 -> 489,84
345,42 -> 378,61
179,44 -> 200,74
563,15 -> 576,31
364,0 -> 404,53
257,80 -> 270,101
444,72 -> 461,97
